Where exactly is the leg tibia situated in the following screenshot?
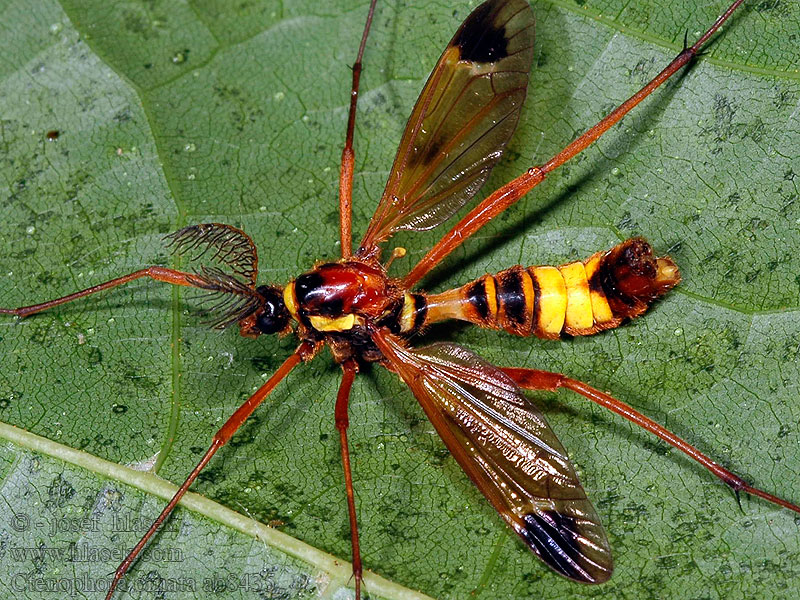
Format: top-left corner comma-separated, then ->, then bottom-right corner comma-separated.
336,362 -> 364,599
1,266 -> 207,318
501,366 -> 800,515
105,345 -> 307,600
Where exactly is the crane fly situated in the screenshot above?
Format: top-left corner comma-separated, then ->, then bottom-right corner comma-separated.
1,0 -> 797,597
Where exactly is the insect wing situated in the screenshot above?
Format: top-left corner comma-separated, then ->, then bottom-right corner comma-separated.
165,223 -> 262,328
376,335 -> 613,583
358,0 -> 535,255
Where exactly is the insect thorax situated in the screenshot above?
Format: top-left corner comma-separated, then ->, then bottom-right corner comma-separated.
283,260 -> 408,363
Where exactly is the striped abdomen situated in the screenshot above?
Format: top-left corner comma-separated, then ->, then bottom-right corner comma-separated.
393,238 -> 680,339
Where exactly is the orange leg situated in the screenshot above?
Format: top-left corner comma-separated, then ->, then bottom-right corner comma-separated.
501,366 -> 800,515
402,0 -> 744,288
104,342 -> 313,600
339,0 -> 379,259
335,360 -> 364,599
0,266 -> 209,318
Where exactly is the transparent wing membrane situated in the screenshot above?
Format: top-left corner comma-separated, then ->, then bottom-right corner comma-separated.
375,334 -> 613,583
359,0 -> 535,254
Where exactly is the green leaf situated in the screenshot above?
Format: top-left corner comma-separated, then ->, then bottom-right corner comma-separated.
1,1 -> 799,599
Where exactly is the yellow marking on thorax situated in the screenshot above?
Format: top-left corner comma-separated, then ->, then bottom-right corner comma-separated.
284,284 -> 298,319
399,292 -> 416,333
583,253 -> 614,326
308,313 -> 363,332
559,261 -> 593,333
531,266 -> 566,337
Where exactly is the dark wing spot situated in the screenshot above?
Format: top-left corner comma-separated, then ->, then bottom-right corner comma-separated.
408,136 -> 444,169
520,511 -> 595,583
452,1 -> 509,64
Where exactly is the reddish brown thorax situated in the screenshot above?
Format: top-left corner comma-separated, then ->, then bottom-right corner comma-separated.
286,261 -> 393,325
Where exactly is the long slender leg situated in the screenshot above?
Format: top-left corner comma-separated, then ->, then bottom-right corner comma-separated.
501,366 -> 800,515
402,0 -> 744,288
335,360 -> 363,598
104,342 -> 313,600
340,0 -> 379,259
0,267 -> 213,318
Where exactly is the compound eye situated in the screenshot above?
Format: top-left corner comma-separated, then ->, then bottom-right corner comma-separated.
254,285 -> 290,335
